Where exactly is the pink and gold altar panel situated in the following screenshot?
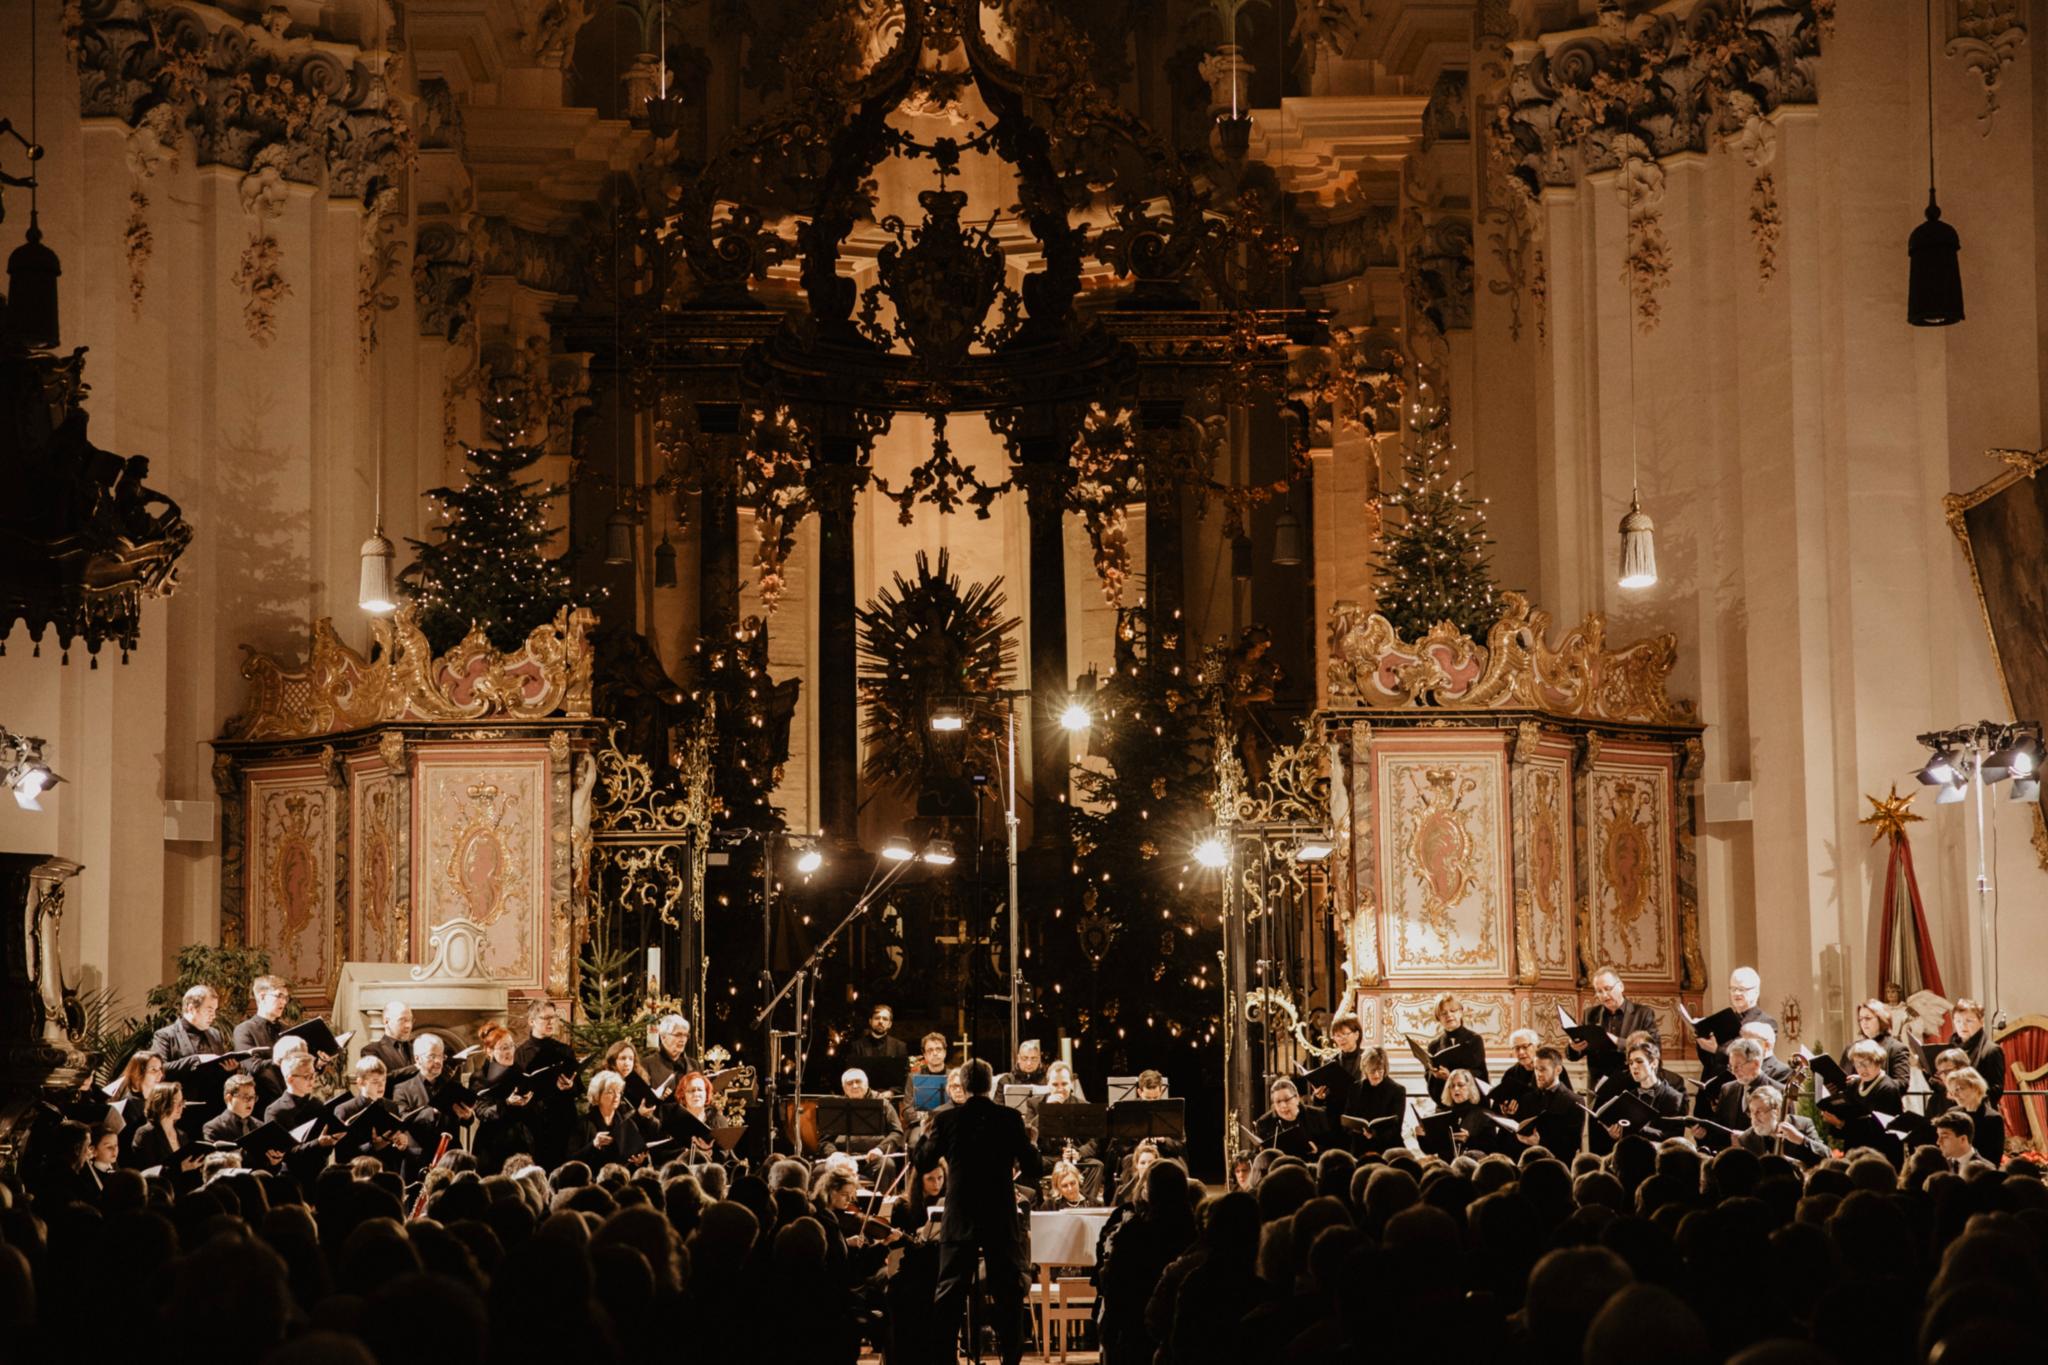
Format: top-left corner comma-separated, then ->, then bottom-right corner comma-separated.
411,746 -> 553,991
349,754 -> 407,965
244,762 -> 340,1005
1372,732 -> 1513,979
1585,741 -> 1680,985
1521,741 -> 1576,979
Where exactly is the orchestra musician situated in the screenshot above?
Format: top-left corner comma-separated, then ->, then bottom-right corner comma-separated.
572,1070 -> 650,1169
1029,1061 -> 1102,1200
994,1039 -> 1049,1093
1733,1084 -> 1826,1162
1942,1066 -> 2004,1165
912,1031 -> 950,1078
1342,1047 -> 1407,1155
1255,1077 -> 1332,1159
1945,999 -> 2007,1103
912,1056 -> 1041,1365
1423,994 -> 1489,1105
1575,967 -> 1658,1089
1044,1159 -> 1096,1209
826,1067 -> 905,1181
1695,967 -> 1778,1081
844,1003 -> 909,1075
1846,998 -> 1912,1085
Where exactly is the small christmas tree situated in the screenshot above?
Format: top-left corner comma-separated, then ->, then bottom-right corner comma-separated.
1370,406 -> 1498,640
401,398 -> 593,654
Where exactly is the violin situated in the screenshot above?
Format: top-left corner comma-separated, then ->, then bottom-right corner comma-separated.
835,1205 -> 903,1244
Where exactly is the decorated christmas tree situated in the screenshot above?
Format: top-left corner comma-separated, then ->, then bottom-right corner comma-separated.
1370,405 -> 1499,640
401,398 -> 593,654
1050,605 -> 1223,1087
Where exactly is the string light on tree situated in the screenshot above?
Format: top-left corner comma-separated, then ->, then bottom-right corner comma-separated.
1370,396 -> 1499,640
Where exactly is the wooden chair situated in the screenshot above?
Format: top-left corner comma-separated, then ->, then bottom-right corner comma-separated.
1040,1275 -> 1097,1361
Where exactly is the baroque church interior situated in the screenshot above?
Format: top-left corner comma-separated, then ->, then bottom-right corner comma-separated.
3,1 -> 2048,1361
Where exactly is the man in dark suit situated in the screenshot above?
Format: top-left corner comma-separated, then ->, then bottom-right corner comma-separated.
913,1056 -> 1042,1365
233,975 -> 292,1105
364,1001 -> 418,1081
151,984 -> 239,1127
1696,966 -> 1779,1082
1576,966 -> 1659,1090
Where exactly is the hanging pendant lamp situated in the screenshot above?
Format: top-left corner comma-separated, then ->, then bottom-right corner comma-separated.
358,409 -> 397,614
1271,499 -> 1303,566
1907,0 -> 1963,326
1616,128 -> 1656,591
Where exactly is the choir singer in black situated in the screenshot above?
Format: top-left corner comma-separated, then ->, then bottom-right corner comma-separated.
912,1056 -> 1040,1365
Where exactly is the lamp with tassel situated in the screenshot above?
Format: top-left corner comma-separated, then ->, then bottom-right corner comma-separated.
1907,0 -> 1963,326
1616,124 -> 1657,592
358,406 -> 397,614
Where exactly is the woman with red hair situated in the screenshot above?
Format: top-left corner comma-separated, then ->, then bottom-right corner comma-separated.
472,1020 -> 538,1174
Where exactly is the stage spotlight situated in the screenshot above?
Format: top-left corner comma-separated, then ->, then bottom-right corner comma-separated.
881,836 -> 917,862
923,839 -> 957,866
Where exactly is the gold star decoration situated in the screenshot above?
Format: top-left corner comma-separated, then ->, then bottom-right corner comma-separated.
1860,785 -> 1924,845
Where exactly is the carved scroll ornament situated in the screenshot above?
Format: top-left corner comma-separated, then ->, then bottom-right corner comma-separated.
232,605 -> 596,742
1326,590 -> 1690,726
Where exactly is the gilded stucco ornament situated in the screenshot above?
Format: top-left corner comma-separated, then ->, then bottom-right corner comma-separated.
1326,591 -> 1689,727
232,605 -> 596,742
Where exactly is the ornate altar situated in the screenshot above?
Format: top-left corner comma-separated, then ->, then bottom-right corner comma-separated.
1323,592 -> 1707,1064
212,607 -> 608,1014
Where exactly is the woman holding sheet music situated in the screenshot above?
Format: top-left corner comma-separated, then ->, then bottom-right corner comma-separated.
1343,1047 -> 1407,1154
129,1081 -> 205,1188
1845,1000 -> 1912,1085
471,1023 -> 537,1172
1943,1066 -> 2005,1163
1422,994 -> 1489,1105
573,1069 -> 650,1168
676,1071 -> 737,1163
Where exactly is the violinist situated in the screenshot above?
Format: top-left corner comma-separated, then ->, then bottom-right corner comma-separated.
1044,1159 -> 1096,1209
573,1070 -> 650,1169
894,1157 -> 948,1235
1846,998 -> 1912,1085
813,1162 -> 899,1281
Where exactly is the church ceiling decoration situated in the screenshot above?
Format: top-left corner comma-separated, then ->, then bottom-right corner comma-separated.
1488,0 -> 1832,319
63,0 -> 414,345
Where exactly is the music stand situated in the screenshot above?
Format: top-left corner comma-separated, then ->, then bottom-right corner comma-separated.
1001,1084 -> 1046,1110
1106,1098 -> 1186,1146
910,1073 -> 948,1112
1103,1075 -> 1149,1105
1038,1102 -> 1107,1149
813,1096 -> 895,1150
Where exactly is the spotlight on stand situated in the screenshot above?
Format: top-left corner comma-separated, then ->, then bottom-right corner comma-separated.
928,700 -> 968,732
1936,779 -> 1968,806
0,729 -> 62,812
1193,835 -> 1229,869
789,837 -> 825,875
2012,775 -> 2041,803
881,836 -> 917,863
1915,750 -> 1959,786
922,839 -> 957,867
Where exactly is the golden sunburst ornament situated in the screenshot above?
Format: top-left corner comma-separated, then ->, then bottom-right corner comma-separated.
1860,785 -> 1924,845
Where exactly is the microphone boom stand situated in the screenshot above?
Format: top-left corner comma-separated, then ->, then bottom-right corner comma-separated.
755,851 -> 922,1155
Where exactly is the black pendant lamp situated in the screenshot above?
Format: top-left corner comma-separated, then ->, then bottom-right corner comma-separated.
1908,0 -> 1963,326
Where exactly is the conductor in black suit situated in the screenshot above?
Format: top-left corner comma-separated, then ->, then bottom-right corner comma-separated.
912,1056 -> 1042,1365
